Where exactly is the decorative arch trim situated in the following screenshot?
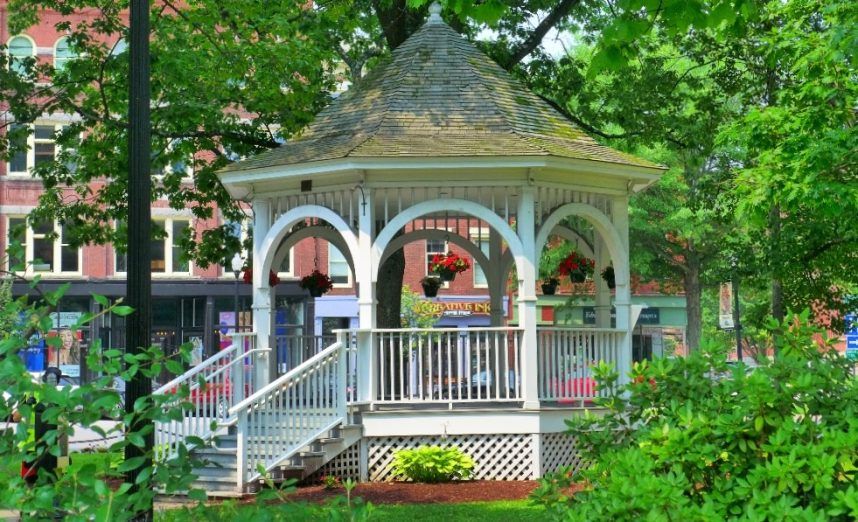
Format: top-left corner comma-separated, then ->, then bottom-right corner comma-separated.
548,226 -> 594,259
258,205 -> 358,285
372,199 -> 523,283
378,228 -> 493,280
536,203 -> 628,286
274,225 -> 355,279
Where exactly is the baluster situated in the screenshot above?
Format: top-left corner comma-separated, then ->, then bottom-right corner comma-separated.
446,331 -> 453,402
398,332 -> 405,401
417,333 -> 424,400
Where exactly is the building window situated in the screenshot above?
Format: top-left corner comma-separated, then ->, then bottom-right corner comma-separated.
8,35 -> 34,75
329,243 -> 349,286
6,123 -> 60,175
116,218 -> 192,274
276,246 -> 293,276
54,36 -> 75,71
6,217 -> 81,274
8,124 -> 28,174
471,228 -> 490,288
425,238 -> 447,275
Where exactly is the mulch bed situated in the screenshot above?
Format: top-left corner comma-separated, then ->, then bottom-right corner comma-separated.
283,480 -> 541,505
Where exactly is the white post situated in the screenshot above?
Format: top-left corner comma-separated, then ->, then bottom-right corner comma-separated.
517,186 -> 539,408
489,229 -> 505,327
252,198 -> 273,388
356,186 -> 376,404
594,235 -> 612,328
236,413 -> 247,493
612,195 -> 632,386
337,331 -> 348,420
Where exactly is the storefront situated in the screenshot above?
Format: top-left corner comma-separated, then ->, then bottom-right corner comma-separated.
313,294 -> 508,335
12,278 -> 308,381
535,294 -> 688,361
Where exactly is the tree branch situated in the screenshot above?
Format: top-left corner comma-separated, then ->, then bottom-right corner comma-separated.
500,0 -> 581,70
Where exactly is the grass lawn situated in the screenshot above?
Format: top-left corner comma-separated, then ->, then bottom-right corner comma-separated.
369,500 -> 545,521
158,499 -> 545,521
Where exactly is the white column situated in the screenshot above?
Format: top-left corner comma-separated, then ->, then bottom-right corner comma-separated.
517,187 -> 539,408
356,187 -> 376,403
612,195 -> 632,386
252,198 -> 273,388
594,235 -> 612,328
489,229 -> 505,327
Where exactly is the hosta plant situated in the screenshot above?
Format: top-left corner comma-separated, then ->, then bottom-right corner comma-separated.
390,445 -> 474,483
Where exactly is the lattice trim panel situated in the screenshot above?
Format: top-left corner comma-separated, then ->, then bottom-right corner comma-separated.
367,434 -> 533,482
305,443 -> 361,484
541,432 -> 588,476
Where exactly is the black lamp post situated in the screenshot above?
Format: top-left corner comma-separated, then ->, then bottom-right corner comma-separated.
231,253 -> 244,334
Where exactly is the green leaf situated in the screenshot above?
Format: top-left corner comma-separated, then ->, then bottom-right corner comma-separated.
112,305 -> 134,317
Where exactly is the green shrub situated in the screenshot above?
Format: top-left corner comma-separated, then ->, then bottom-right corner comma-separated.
390,445 -> 474,483
533,311 -> 858,520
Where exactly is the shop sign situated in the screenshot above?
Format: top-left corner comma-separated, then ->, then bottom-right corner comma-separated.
583,307 -> 660,325
414,301 -> 492,318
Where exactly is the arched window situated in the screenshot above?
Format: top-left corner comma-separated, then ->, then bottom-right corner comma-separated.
54,36 -> 75,71
8,35 -> 34,74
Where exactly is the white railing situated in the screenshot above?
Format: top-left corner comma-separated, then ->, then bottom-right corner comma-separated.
154,332 -> 261,462
537,327 -> 623,405
274,333 -> 336,374
373,327 -> 523,403
230,336 -> 347,489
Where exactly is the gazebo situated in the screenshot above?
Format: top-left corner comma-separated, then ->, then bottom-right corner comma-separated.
155,4 -> 664,495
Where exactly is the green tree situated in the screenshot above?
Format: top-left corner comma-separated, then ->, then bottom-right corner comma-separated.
1,0 -> 583,328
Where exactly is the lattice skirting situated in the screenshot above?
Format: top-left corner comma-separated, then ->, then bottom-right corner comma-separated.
305,432 -> 588,483
306,443 -> 361,484
541,432 -> 588,476
367,434 -> 534,481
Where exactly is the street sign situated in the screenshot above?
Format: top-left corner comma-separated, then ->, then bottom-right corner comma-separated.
846,335 -> 858,361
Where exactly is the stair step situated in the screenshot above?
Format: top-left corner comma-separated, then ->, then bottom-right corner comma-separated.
191,474 -> 238,484
193,467 -> 237,479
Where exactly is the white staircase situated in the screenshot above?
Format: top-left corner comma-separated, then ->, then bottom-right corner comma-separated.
190,423 -> 362,496
154,334 -> 358,497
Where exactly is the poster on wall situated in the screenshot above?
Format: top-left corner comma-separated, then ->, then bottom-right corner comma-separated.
218,312 -> 236,350
46,328 -> 83,378
719,283 -> 734,329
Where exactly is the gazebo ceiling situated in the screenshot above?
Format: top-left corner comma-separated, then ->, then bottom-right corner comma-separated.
219,8 -> 664,197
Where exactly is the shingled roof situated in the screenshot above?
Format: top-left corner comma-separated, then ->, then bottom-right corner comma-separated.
221,10 -> 661,174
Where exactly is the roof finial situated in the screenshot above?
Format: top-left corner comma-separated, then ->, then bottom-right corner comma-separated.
427,2 -> 443,24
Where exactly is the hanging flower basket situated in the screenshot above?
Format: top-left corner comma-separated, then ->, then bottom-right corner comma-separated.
421,276 -> 442,298
242,266 -> 281,286
300,270 -> 334,298
541,278 -> 559,295
601,266 -> 616,289
557,252 -> 594,284
429,251 -> 470,282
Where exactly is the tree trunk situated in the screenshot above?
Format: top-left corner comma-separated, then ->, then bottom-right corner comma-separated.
769,206 -> 785,324
376,248 -> 405,328
684,257 -> 702,353
372,0 -> 426,49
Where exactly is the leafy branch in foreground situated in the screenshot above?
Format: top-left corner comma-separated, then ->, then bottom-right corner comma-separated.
533,310 -> 858,520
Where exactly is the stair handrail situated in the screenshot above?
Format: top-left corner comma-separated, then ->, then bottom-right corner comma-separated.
230,338 -> 347,490
154,333 -> 263,463
154,331 -> 257,395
